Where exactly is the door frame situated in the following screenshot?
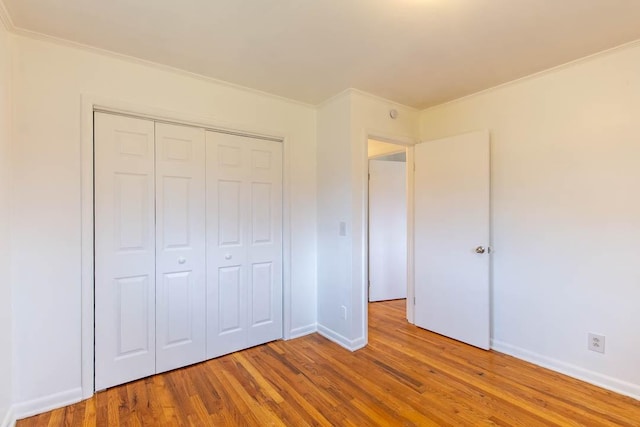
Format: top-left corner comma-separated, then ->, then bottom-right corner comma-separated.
362,132 -> 417,328
80,95 -> 292,398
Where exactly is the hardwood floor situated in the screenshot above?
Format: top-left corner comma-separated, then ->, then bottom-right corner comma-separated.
18,299 -> 640,426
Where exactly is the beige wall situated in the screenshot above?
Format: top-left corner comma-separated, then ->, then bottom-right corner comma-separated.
420,41 -> 640,398
0,19 -> 12,427
10,34 -> 317,411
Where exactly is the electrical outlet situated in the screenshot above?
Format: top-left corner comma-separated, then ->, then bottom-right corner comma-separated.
340,305 -> 347,320
588,333 -> 605,354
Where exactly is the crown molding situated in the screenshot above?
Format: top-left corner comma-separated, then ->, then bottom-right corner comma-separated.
15,26 -> 316,109
3,14 -> 315,110
348,88 -> 418,112
422,37 -> 640,113
317,87 -> 417,112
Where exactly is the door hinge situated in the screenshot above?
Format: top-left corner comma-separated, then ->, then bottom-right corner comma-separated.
368,172 -> 370,181
413,296 -> 416,305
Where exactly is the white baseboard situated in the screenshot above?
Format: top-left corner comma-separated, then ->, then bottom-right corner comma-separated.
317,324 -> 367,351
491,339 -> 640,401
13,387 -> 83,421
288,323 -> 317,340
1,406 -> 16,427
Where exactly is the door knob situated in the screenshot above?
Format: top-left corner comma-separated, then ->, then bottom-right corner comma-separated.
225,254 -> 232,260
178,257 -> 186,264
475,246 -> 486,254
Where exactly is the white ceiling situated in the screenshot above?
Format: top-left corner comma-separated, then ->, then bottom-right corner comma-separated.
4,0 -> 640,108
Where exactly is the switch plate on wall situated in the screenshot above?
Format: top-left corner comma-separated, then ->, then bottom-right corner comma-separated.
339,221 -> 347,236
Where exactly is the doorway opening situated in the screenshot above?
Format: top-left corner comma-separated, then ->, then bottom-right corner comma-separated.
367,138 -> 410,321
364,130 -> 492,352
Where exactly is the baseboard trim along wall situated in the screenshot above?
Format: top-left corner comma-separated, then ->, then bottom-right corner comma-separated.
12,387 -> 83,421
317,324 -> 367,351
491,339 -> 640,401
288,323 -> 317,340
1,406 -> 16,427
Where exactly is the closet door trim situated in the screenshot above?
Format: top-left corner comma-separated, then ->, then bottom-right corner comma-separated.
81,96 -> 293,398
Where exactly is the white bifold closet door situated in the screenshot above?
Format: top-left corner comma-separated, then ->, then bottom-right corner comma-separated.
95,113 -> 206,389
95,113 -> 157,390
154,123 -> 206,373
206,132 -> 283,359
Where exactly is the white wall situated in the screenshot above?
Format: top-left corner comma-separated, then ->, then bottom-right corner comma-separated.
420,41 -> 640,398
0,18 -> 13,427
10,34 -> 317,411
316,92 -> 352,344
316,90 -> 418,349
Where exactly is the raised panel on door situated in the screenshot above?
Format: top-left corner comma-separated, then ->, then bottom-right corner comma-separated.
206,133 -> 249,358
247,140 -> 283,347
95,112 -> 156,390
206,133 -> 283,358
155,122 -> 206,373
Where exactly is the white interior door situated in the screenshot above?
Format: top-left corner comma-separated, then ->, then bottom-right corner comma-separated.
155,123 -> 206,373
95,113 -> 156,390
369,159 -> 407,302
206,132 -> 283,359
414,130 -> 491,350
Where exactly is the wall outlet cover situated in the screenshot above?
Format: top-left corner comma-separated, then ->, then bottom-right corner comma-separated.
588,333 -> 605,354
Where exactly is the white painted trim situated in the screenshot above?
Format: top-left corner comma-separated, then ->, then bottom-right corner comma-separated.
287,324 -> 317,340
363,132 -> 417,333
0,406 -> 16,427
0,0 -> 14,32
405,145 -> 415,324
491,339 -> 640,402
13,387 -> 83,421
317,324 -> 366,352
81,94 -> 295,398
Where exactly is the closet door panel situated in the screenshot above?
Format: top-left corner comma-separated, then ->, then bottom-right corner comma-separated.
95,112 -> 156,390
155,123 -> 206,373
247,140 -> 283,346
206,133 -> 249,358
206,133 -> 283,358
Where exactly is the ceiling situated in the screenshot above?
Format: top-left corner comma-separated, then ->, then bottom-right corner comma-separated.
4,0 -> 640,108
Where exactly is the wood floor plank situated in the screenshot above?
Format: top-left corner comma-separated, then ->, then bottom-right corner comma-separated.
17,300 -> 640,426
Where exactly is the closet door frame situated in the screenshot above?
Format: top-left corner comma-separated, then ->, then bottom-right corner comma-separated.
81,95 -> 292,398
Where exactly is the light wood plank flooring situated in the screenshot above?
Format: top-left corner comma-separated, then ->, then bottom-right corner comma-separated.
18,299 -> 640,426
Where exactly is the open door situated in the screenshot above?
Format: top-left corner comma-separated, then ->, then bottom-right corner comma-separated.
413,130 -> 490,350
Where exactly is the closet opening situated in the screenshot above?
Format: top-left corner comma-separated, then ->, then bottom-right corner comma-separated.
91,108 -> 286,391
